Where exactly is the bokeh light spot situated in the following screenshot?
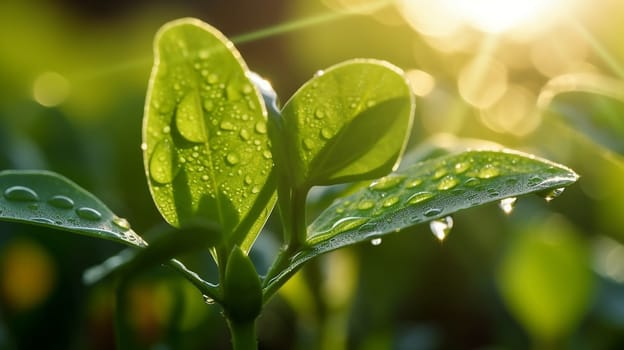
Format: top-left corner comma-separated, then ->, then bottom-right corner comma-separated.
33,71 -> 70,107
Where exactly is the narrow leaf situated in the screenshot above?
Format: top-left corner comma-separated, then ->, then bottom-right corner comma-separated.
0,170 -> 145,247
263,150 -> 579,296
281,59 -> 414,187
143,18 -> 275,250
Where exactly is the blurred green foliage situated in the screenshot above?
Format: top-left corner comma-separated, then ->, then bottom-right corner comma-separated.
1,0 -> 624,349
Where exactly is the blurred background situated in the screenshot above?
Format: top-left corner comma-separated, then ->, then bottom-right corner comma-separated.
1,0 -> 624,349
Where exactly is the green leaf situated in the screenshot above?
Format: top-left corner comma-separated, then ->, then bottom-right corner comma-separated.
223,246 -> 263,323
263,150 -> 579,296
0,170 -> 145,247
281,59 -> 414,188
496,216 -> 593,342
143,18 -> 275,251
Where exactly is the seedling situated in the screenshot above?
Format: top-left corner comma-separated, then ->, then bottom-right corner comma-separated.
0,18 -> 578,349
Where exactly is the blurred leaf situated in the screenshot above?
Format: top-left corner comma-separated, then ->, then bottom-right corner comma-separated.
264,150 -> 578,296
143,18 -> 275,251
538,73 -> 624,154
0,170 -> 145,247
280,59 -> 414,187
496,216 -> 593,343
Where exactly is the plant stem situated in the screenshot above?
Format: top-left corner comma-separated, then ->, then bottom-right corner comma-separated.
227,318 -> 258,350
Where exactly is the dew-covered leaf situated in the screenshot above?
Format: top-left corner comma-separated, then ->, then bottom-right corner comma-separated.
281,59 -> 414,187
263,150 -> 579,295
143,18 -> 275,251
0,170 -> 146,247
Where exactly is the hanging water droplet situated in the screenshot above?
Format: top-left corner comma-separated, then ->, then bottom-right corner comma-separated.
219,120 -> 235,131
225,153 -> 240,166
48,195 -> 74,209
499,197 -> 517,215
140,142 -> 148,151
4,186 -> 39,202
203,295 -> 215,305
429,216 -> 453,241
370,237 -> 382,246
370,175 -> 405,191
544,187 -> 565,202
407,192 -> 434,205
357,200 -> 375,211
477,164 -> 500,179
176,92 -> 207,143
255,121 -> 267,134
437,175 -> 459,190
149,139 -> 179,184
112,216 -> 131,230
76,207 -> 102,221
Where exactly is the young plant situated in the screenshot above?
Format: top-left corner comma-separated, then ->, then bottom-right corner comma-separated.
0,18 -> 579,349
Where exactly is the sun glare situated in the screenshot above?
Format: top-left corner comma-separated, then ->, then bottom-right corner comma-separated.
400,0 -> 565,37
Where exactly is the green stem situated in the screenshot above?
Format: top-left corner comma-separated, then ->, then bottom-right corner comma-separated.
227,319 -> 258,350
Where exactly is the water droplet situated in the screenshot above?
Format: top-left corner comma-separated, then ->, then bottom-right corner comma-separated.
32,217 -> 55,225
407,192 -> 434,205
149,139 -> 179,184
207,74 -> 219,84
203,295 -> 215,305
366,100 -> 376,108
112,216 -> 131,230
544,187 -> 565,202
499,197 -> 517,215
433,168 -> 448,180
219,120 -> 235,131
357,200 -> 375,211
176,92 -> 207,143
262,150 -> 272,159
429,216 -> 453,241
255,121 -> 267,134
464,178 -> 480,187
315,109 -> 325,119
424,208 -> 442,217
225,153 -> 240,166
202,175 -> 209,181
3,186 -> 39,201
320,128 -> 333,140
302,138 -> 315,151
370,175 -> 405,191
203,100 -> 215,111
48,195 -> 74,209
251,185 -> 260,194
477,164 -> 500,179
162,126 -> 171,134
76,207 -> 102,221
314,70 -> 324,77
528,175 -> 543,186
242,84 -> 253,94
454,161 -> 471,174
140,142 -> 148,151
406,178 -> 423,188
244,175 -> 253,185
382,196 -> 399,208
370,237 -> 382,246
437,175 -> 459,190
239,129 -> 250,141
329,217 -> 368,234
198,49 -> 210,59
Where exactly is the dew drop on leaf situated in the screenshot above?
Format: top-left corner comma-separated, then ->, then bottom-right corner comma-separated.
225,153 -> 240,166
477,164 -> 500,179
405,178 -> 423,188
302,138 -> 315,151
315,108 -> 325,119
370,175 -> 405,191
219,120 -> 235,131
357,200 -> 375,211
176,92 -> 207,143
370,237 -> 382,246
48,195 -> 74,209
239,129 -> 250,141
424,208 -> 442,217
3,186 -> 39,202
437,175 -> 459,190
112,216 -> 131,230
149,139 -> 179,184
382,196 -> 400,208
32,217 -> 55,225
255,121 -> 267,134
499,197 -> 517,215
464,178 -> 480,187
207,74 -> 219,84
454,161 -> 471,174
407,191 -> 434,205
76,207 -> 102,221
433,168 -> 448,179
430,216 -> 453,241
